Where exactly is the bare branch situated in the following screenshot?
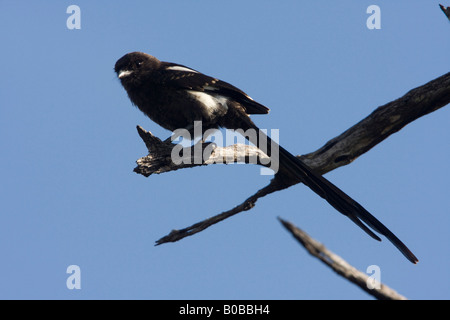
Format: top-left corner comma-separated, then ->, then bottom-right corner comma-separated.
134,126 -> 272,177
133,71 -> 450,245
278,217 -> 408,300
302,71 -> 450,174
155,179 -> 287,245
440,4 -> 450,21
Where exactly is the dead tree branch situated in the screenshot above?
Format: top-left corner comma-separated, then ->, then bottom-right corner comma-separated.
278,217 -> 408,300
133,71 -> 450,245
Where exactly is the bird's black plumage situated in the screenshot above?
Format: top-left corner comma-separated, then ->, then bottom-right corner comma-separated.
115,51 -> 418,264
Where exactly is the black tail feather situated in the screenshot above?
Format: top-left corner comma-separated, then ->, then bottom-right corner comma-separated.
242,118 -> 418,264
278,144 -> 418,264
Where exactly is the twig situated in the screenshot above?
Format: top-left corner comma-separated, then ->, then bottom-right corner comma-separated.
440,4 -> 450,21
278,217 -> 408,300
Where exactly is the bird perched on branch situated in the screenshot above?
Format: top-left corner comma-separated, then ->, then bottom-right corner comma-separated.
115,51 -> 418,264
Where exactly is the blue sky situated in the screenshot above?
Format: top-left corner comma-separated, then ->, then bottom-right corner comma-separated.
1,1 -> 449,300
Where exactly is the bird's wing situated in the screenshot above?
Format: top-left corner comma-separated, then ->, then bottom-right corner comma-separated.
156,62 -> 270,115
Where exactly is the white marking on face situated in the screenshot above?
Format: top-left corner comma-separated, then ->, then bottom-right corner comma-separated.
166,65 -> 198,73
118,70 -> 133,78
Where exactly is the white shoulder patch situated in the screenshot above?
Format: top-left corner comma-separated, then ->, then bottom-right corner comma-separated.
187,90 -> 228,116
166,65 -> 198,73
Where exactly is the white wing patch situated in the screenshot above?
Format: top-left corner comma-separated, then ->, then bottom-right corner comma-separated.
166,65 -> 199,73
187,90 -> 228,117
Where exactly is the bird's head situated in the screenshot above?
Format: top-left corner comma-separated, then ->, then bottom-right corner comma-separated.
114,52 -> 159,81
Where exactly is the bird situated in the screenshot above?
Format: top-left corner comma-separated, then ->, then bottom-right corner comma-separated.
114,51 -> 418,264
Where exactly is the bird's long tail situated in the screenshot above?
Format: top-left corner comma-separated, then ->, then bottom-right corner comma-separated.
240,116 -> 418,264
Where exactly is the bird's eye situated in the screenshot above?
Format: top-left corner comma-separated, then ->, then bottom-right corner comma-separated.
136,60 -> 144,67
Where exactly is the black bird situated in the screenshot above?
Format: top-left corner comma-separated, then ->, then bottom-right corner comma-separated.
115,52 -> 418,264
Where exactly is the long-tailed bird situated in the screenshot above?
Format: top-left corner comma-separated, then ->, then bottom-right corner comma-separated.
115,52 -> 418,264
